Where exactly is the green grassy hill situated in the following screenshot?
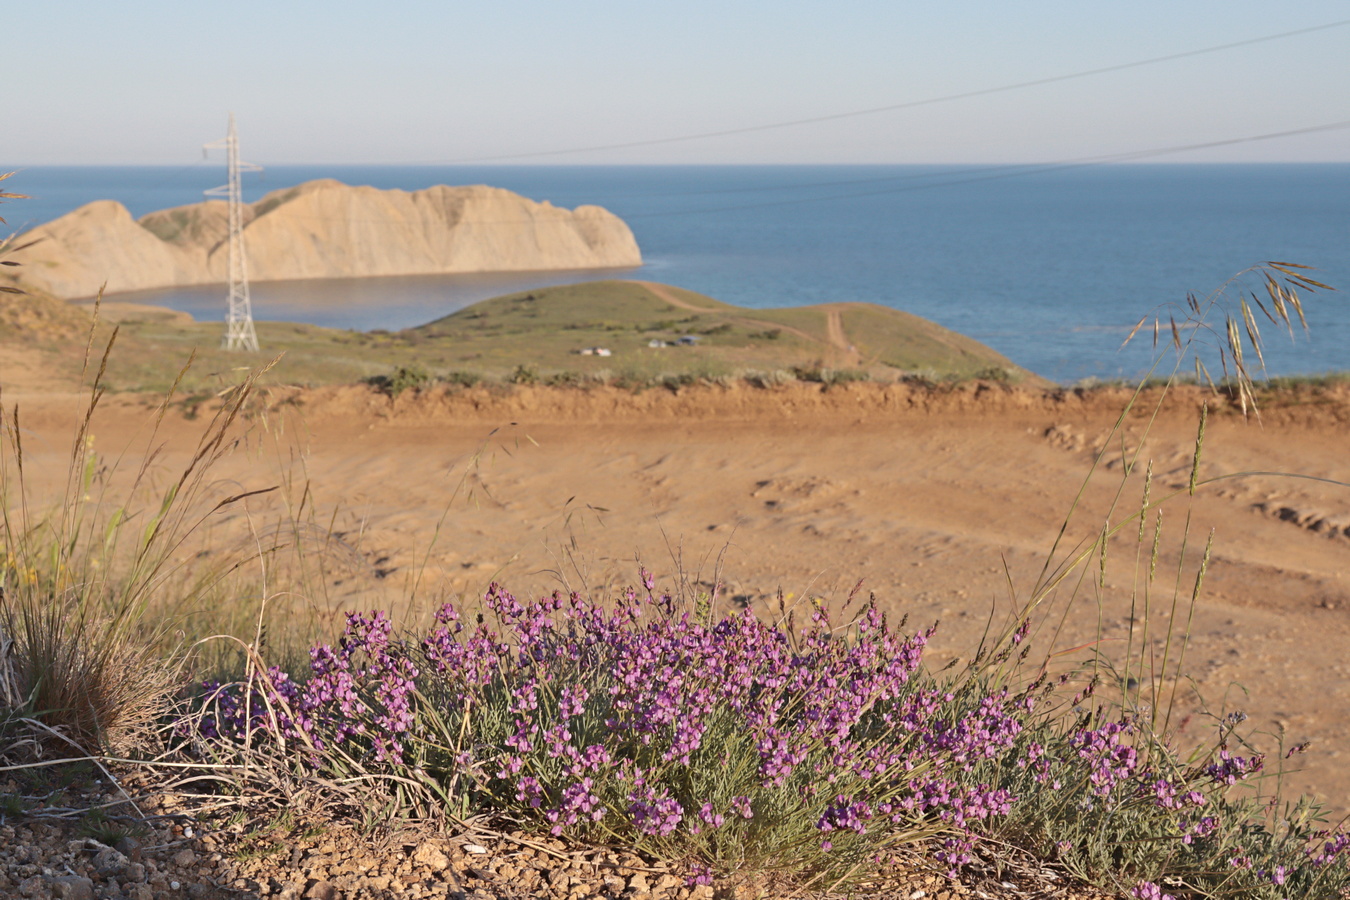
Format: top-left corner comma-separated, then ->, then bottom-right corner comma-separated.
408,280 -> 1032,383
42,280 -> 1037,394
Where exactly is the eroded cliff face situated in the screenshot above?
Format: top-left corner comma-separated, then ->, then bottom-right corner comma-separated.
5,180 -> 643,299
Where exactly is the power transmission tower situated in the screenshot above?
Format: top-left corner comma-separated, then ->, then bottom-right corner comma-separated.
204,113 -> 262,351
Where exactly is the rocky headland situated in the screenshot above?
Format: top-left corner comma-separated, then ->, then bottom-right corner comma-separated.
4,180 -> 643,299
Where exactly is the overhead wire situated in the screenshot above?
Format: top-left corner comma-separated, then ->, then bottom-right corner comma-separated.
437,19 -> 1350,163
622,120 -> 1350,218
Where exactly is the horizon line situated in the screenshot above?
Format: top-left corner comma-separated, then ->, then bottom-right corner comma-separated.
10,158 -> 1350,168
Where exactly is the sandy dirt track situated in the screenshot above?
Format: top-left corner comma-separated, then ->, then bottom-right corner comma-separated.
9,375 -> 1350,813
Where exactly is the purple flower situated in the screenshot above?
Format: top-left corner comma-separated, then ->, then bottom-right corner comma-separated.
1205,748 -> 1264,786
685,864 -> 714,887
1129,882 -> 1174,900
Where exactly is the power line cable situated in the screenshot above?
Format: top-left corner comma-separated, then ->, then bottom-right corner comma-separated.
442,19 -> 1350,163
623,120 -> 1350,218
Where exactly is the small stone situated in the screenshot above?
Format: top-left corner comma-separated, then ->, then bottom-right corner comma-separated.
126,884 -> 153,900
17,874 -> 45,898
49,875 -> 96,900
115,839 -> 143,864
171,850 -> 196,869
412,841 -> 449,871
125,863 -> 148,883
305,880 -> 339,900
654,874 -> 681,891
93,847 -> 130,876
628,873 -> 650,893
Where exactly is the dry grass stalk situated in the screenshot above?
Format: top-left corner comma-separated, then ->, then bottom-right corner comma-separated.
0,297 -> 282,754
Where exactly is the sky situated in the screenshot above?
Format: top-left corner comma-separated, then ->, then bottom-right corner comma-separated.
5,1 -> 1350,166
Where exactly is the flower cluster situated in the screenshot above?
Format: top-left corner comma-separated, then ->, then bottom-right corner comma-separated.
1130,881 -> 1175,900
195,579 -> 1036,872
190,575 -> 1350,894
196,610 -> 420,764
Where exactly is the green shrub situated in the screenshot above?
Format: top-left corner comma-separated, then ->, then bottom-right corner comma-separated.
792,366 -> 870,386
444,370 -> 482,388
367,364 -> 431,397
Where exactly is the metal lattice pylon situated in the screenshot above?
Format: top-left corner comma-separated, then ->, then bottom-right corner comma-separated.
204,113 -> 262,351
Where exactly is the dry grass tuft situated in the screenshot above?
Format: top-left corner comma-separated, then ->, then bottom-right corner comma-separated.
0,602 -> 180,754
0,292 -> 282,755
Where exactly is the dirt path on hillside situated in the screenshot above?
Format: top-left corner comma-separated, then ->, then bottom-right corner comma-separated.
637,279 -> 861,366
12,379 -> 1350,814
823,306 -> 862,364
631,280 -> 725,314
632,280 -> 845,357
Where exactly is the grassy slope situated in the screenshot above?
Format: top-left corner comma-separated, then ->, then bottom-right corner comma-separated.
409,280 -> 1031,382
27,279 -> 1035,394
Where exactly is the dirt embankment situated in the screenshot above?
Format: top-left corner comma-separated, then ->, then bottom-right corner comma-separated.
280,377 -> 1350,429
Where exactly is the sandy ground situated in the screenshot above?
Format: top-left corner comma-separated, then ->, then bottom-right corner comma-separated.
7,357 -> 1350,816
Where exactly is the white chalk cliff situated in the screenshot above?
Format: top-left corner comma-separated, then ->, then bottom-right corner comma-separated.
7,180 -> 643,299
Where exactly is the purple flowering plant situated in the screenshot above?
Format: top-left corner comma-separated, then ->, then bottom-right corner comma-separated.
410,578 -> 1030,880
192,576 -> 1054,881
188,562 -> 1350,896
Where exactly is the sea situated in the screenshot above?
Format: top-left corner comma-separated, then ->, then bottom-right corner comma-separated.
6,163 -> 1349,384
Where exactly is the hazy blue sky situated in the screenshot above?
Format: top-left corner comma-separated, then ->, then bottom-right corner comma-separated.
6,1 -> 1349,165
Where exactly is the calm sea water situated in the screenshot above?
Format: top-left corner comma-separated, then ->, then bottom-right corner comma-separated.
8,164 -> 1349,384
